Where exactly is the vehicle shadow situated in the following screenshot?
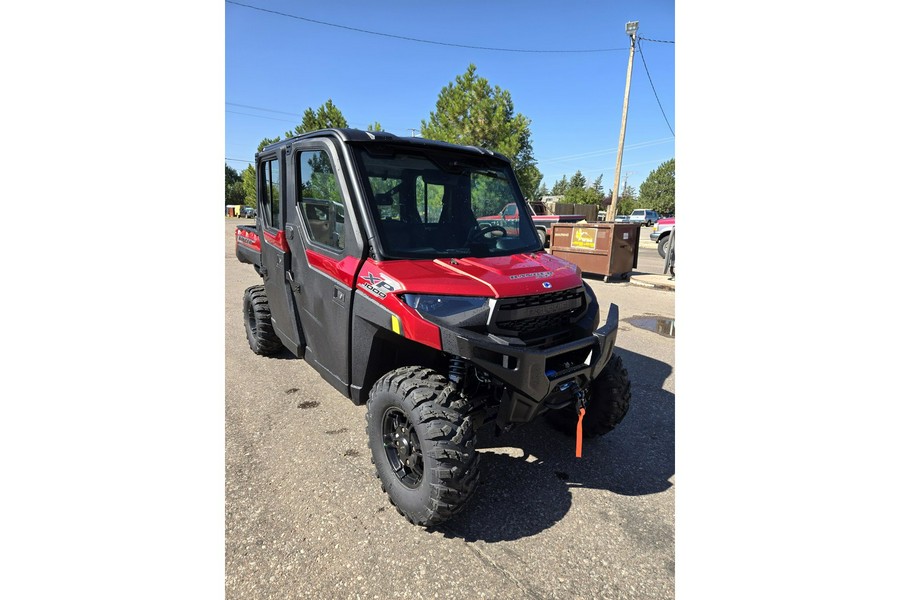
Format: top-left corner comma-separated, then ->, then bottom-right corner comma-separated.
436,347 -> 674,543
269,347 -> 304,361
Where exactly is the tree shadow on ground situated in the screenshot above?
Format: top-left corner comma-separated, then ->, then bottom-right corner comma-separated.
436,347 -> 673,543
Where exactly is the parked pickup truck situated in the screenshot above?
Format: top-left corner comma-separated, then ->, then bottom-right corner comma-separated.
477,202 -> 583,247
650,217 -> 675,258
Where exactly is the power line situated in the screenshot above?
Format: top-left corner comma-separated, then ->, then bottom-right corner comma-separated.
637,39 -> 675,137
226,109 -> 298,124
537,137 -> 674,164
638,36 -> 674,44
226,157 -> 255,163
547,157 -> 672,179
226,1 -> 627,54
226,102 -> 300,117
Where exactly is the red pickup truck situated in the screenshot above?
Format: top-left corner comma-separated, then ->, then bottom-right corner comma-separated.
650,217 -> 675,258
478,203 -> 583,247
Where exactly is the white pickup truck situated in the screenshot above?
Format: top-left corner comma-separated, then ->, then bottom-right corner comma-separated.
649,217 -> 675,258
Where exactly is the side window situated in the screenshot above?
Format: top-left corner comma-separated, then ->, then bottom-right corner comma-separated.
298,150 -> 345,251
415,177 -> 444,224
260,158 -> 281,229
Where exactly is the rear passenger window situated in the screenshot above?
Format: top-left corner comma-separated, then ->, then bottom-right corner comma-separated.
298,150 -> 345,251
260,158 -> 281,229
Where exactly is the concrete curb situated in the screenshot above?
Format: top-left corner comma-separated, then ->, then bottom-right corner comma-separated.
629,272 -> 675,291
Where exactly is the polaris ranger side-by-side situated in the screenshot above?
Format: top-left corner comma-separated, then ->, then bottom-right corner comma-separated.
235,129 -> 631,526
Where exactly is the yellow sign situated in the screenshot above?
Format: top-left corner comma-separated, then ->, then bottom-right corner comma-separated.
571,227 -> 597,249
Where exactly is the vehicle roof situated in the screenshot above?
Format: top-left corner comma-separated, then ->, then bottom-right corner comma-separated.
257,128 -> 511,164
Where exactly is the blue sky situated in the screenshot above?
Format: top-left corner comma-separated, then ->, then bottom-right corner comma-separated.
225,0 -> 675,196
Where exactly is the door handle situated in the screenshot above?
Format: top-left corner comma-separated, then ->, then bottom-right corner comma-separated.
286,270 -> 301,294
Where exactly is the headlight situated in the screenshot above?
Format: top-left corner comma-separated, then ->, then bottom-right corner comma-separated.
402,294 -> 490,327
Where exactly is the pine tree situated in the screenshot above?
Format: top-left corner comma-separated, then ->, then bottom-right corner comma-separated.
420,64 -> 543,199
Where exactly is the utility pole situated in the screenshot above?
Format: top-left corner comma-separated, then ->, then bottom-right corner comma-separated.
408,128 -> 419,138
622,171 -> 634,194
607,20 -> 639,222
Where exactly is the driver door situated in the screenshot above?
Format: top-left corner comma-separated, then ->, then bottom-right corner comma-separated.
285,140 -> 365,392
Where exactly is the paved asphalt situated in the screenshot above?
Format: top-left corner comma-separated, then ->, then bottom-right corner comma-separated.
225,218 -> 675,599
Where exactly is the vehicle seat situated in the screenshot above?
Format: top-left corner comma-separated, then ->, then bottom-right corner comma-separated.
379,219 -> 415,251
303,203 -> 332,246
437,191 -> 477,247
375,205 -> 426,252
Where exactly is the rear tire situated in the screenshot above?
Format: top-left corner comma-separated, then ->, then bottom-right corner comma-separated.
546,353 -> 631,438
243,285 -> 284,356
367,366 -> 480,527
537,228 -> 547,247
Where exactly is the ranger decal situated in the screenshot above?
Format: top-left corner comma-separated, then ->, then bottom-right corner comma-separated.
509,271 -> 553,280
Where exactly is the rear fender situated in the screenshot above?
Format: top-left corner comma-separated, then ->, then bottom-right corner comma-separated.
235,226 -> 261,267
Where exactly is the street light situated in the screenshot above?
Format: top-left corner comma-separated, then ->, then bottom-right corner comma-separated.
626,21 -> 639,36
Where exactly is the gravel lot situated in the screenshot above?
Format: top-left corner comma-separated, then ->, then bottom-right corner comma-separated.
225,218 -> 675,599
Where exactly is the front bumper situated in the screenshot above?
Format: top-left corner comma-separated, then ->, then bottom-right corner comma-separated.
650,231 -> 660,242
439,303 -> 619,424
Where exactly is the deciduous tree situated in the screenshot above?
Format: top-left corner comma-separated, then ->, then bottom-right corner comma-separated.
225,164 -> 245,205
241,164 -> 257,208
638,158 -> 675,214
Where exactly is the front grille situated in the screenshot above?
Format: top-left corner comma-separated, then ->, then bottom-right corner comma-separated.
496,287 -> 583,311
491,287 -> 585,338
496,311 -> 573,337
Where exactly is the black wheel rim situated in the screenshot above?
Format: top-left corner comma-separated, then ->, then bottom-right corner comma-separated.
382,408 -> 424,488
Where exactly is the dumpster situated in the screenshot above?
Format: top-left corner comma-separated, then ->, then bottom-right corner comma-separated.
548,222 -> 640,280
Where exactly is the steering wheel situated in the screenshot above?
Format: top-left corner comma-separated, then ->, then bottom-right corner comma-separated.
467,224 -> 507,244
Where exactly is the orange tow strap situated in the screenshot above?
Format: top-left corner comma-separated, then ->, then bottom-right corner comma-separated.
575,408 -> 586,458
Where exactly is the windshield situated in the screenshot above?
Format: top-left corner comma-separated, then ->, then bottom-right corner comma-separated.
352,144 -> 541,259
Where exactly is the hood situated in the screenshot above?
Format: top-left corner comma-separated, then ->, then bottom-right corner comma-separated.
370,252 -> 584,298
